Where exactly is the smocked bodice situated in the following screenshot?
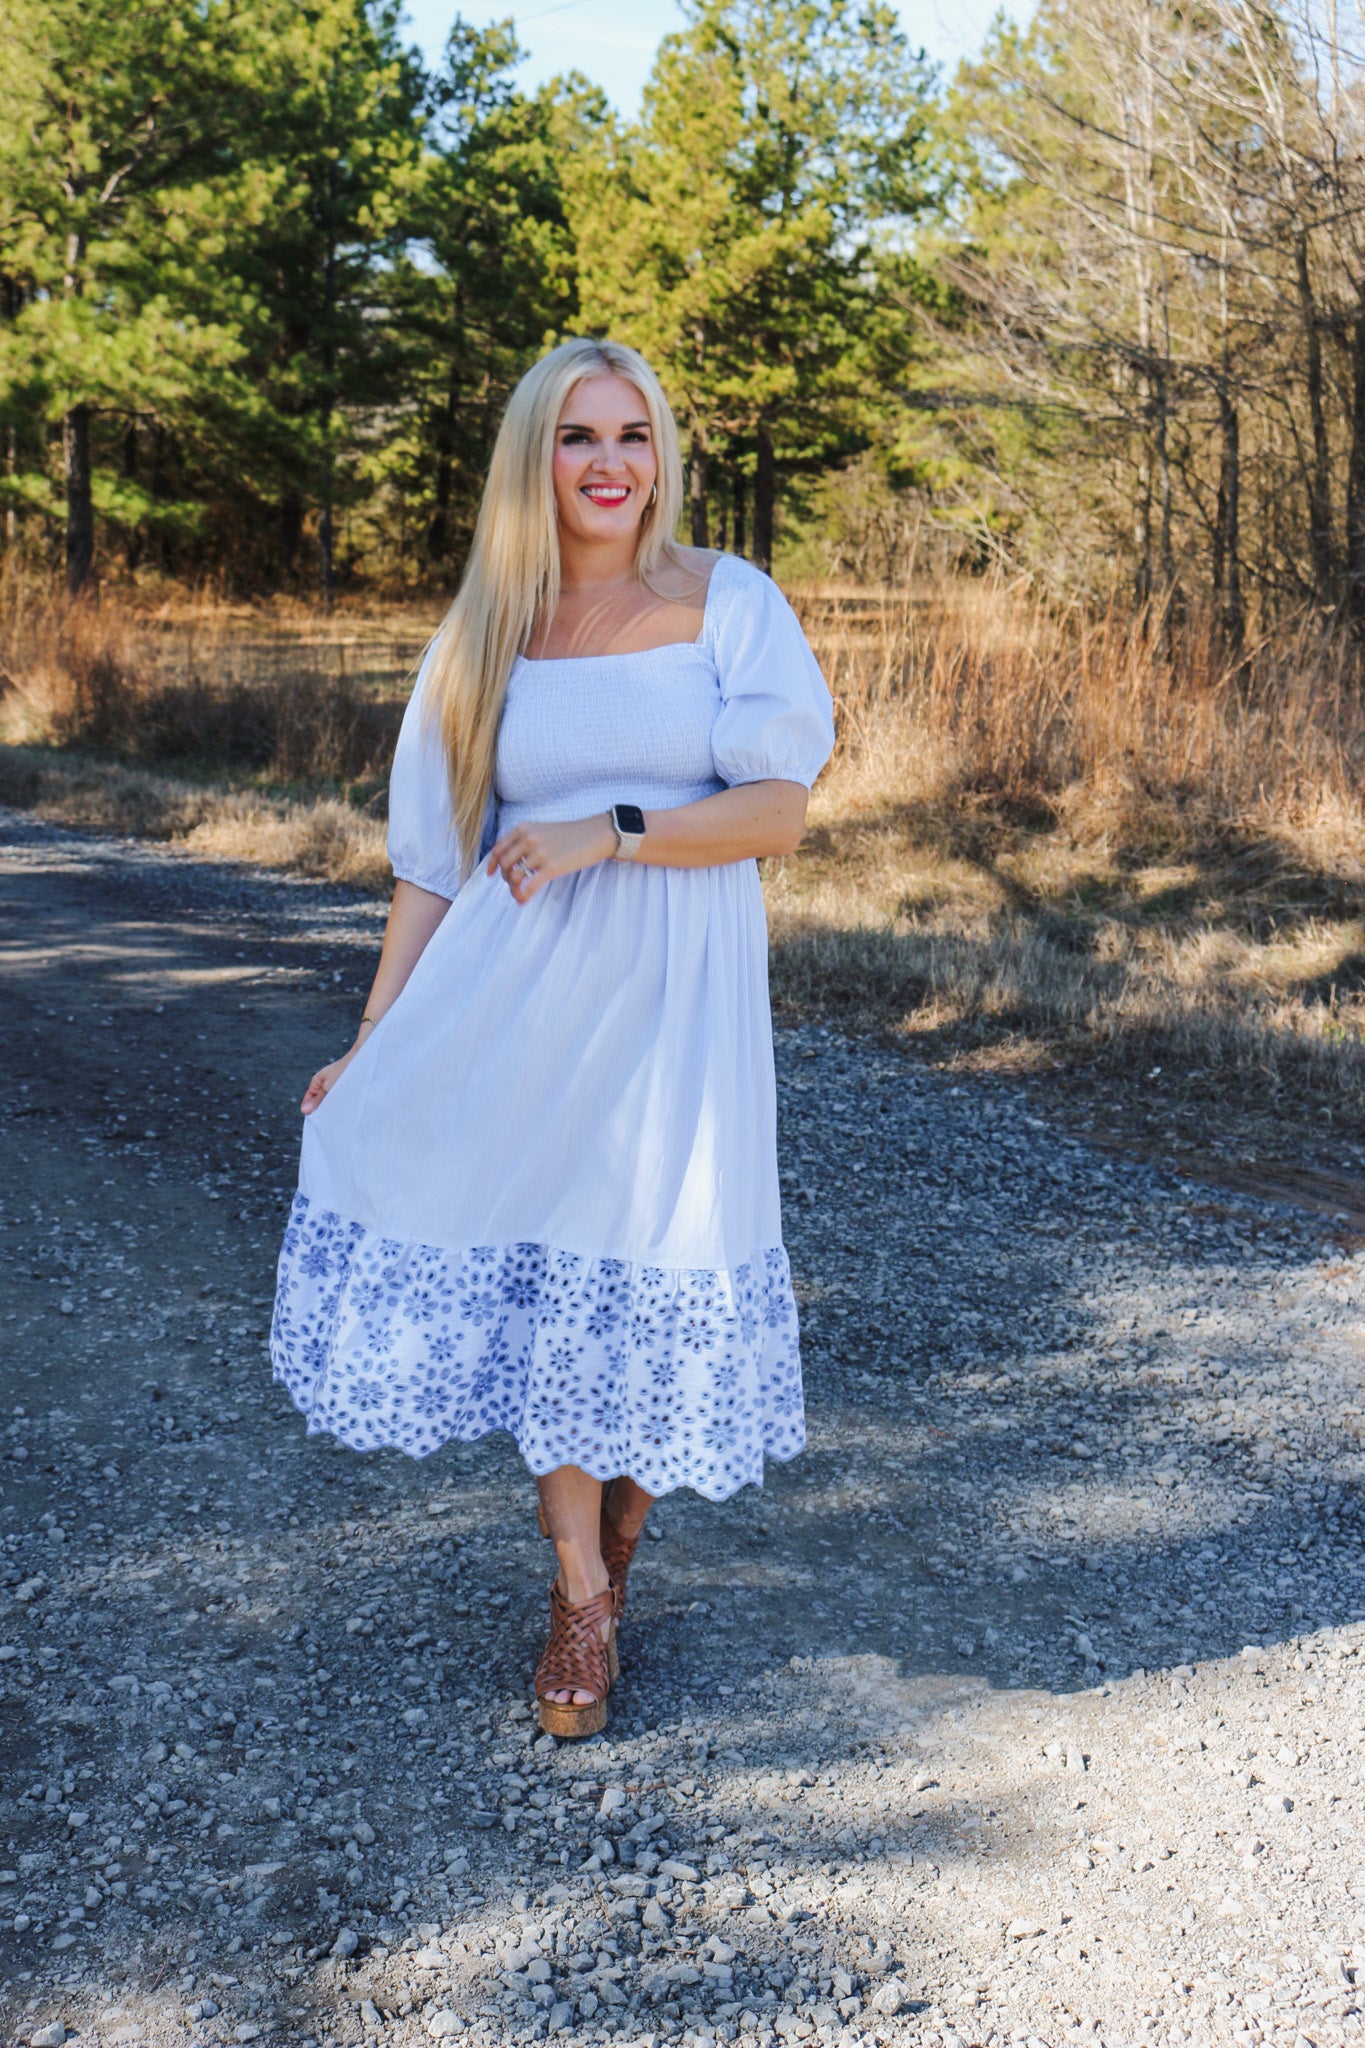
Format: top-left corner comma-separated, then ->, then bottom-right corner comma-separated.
385,552 -> 835,898
494,643 -> 726,829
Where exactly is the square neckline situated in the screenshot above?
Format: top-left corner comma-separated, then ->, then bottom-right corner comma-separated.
514,553 -> 731,667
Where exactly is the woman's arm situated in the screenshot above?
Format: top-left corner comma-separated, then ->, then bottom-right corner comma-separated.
300,879 -> 452,1113
486,781 -> 808,904
639,780 -> 809,865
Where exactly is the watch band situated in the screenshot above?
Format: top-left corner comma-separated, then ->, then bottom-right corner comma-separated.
610,803 -> 647,861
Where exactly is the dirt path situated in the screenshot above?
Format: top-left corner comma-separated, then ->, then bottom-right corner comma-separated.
2,810 -> 1363,2048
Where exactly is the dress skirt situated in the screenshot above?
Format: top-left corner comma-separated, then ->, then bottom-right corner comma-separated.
269,856 -> 804,1501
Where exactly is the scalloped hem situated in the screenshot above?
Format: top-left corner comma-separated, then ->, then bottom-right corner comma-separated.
271,1377 -> 805,1503
269,1192 -> 806,1504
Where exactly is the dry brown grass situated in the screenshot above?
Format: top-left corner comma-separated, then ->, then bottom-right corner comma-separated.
3,566 -> 1363,1185
0,747 -> 391,889
0,565 -> 419,884
0,566 -> 414,887
0,565 -> 426,790
772,578 -> 1365,1185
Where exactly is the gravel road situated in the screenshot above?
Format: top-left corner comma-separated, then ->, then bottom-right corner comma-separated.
2,809 -> 1363,2048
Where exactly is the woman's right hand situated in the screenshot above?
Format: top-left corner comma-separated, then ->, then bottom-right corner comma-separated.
301,1027 -> 372,1115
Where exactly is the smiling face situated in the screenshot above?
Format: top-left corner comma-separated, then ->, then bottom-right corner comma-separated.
551,374 -> 659,552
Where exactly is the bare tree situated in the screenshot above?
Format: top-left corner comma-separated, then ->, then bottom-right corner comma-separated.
942,0 -> 1365,628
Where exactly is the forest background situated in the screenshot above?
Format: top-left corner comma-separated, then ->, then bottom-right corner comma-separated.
2,0 -> 1364,1206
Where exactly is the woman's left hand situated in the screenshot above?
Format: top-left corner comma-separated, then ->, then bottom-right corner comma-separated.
487,814 -> 617,902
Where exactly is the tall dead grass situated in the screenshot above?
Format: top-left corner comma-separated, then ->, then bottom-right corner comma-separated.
0,747 -> 391,890
0,566 -> 417,788
773,580 -> 1365,1149
794,577 -> 1365,857
0,567 -> 419,887
3,566 -> 1364,1156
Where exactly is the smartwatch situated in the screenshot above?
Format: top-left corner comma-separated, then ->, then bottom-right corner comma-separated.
609,803 -> 647,861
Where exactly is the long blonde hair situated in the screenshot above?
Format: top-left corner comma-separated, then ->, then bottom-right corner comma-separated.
424,337 -> 687,880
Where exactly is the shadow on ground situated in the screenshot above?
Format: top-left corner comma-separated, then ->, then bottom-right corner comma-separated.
2,811 -> 1362,2047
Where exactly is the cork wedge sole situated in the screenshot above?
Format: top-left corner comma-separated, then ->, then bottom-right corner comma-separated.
537,1693 -> 608,1740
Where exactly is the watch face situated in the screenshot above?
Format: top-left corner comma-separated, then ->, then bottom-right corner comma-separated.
615,804 -> 646,835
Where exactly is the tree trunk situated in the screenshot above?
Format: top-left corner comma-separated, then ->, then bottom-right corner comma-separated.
64,404 -> 94,595
1156,269 -> 1175,601
122,422 -> 143,573
318,160 -> 339,609
1296,229 -> 1334,599
1155,367 -> 1173,599
4,422 -> 16,553
319,461 -> 335,609
428,353 -> 460,566
2,276 -> 21,554
152,425 -> 174,576
1345,294 -> 1365,626
429,286 -> 466,568
752,422 -> 775,574
1215,382 -> 1243,649
688,415 -> 709,548
280,486 -> 303,582
1211,237 -> 1242,651
1133,397 -> 1153,610
61,229 -> 95,594
1126,14 -> 1156,614
732,462 -> 747,559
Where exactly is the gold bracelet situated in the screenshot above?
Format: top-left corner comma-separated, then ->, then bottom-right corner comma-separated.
360,1014 -> 377,1027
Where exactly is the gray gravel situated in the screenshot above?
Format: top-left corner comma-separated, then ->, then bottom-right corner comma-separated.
2,809 -> 1364,2048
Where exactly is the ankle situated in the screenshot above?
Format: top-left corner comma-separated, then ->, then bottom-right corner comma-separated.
556,1558 -> 609,1608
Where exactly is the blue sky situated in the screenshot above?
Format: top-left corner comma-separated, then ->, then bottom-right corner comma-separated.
399,0 -> 1020,107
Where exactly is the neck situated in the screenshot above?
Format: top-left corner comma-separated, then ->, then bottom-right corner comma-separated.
557,530 -> 641,593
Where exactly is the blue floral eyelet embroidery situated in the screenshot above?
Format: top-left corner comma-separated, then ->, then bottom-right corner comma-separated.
269,1191 -> 804,1501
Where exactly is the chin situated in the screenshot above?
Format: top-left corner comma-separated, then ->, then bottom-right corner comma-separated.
576,513 -> 639,537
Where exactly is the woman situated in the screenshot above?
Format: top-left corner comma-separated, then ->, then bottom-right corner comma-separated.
270,337 -> 834,1737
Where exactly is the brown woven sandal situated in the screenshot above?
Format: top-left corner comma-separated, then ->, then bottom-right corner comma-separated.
599,1493 -> 642,1625
534,1580 -> 615,1739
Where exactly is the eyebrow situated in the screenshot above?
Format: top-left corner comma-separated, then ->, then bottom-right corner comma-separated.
557,420 -> 652,432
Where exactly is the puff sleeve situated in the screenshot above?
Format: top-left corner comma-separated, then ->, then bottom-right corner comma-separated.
386,644 -> 492,898
708,559 -> 836,790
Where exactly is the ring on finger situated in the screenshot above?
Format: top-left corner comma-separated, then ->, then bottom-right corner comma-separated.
515,856 -> 536,878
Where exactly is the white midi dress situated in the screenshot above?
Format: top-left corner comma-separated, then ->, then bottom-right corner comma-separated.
269,553 -> 835,1501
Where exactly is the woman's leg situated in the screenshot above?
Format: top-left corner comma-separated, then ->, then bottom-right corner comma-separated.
537,1464 -> 611,1707
605,1474 -> 653,1541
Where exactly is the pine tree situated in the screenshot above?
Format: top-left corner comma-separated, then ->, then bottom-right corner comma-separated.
224,0 -> 428,598
372,21 -> 580,580
576,0 -> 936,568
0,0 -> 250,588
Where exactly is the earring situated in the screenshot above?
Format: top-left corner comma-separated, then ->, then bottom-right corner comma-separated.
648,484 -> 658,508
